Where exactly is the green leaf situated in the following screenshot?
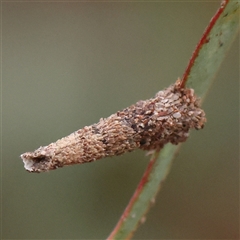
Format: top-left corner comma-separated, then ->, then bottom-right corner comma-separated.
185,0 -> 240,99
108,1 -> 239,239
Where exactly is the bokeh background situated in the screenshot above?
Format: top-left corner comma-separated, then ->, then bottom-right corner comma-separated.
2,1 -> 239,239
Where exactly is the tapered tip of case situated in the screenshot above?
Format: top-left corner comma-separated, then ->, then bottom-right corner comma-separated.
20,153 -> 37,172
20,147 -> 55,173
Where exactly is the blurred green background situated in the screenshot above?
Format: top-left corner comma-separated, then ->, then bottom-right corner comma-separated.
2,1 -> 239,239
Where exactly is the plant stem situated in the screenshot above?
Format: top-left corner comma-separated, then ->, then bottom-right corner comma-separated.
107,145 -> 180,240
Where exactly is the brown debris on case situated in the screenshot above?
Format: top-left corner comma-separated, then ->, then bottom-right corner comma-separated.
21,79 -> 206,173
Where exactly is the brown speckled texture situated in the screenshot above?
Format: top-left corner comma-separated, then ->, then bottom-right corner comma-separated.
21,79 -> 206,173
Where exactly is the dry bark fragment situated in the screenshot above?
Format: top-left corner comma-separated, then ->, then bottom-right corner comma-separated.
20,79 -> 206,173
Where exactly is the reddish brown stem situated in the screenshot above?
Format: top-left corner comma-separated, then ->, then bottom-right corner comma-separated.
180,0 -> 229,88
107,152 -> 159,240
